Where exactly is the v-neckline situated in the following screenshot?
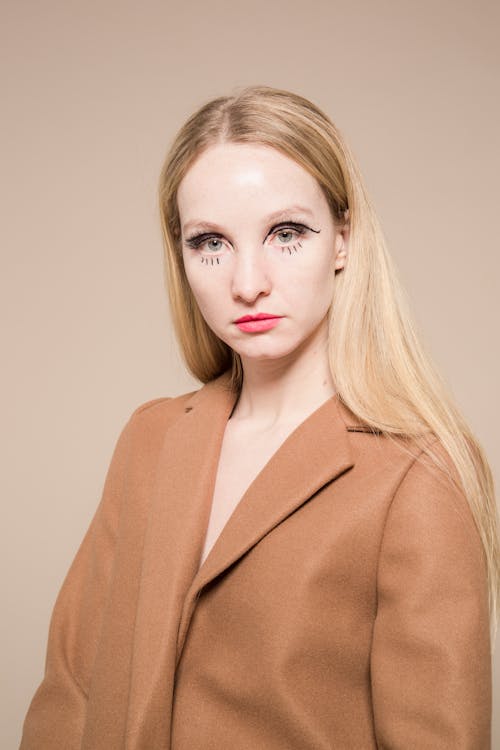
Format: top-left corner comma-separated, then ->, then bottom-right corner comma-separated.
196,388 -> 341,571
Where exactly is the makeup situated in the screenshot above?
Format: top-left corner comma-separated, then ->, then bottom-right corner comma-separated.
184,221 -> 320,259
235,318 -> 282,332
235,317 -> 283,332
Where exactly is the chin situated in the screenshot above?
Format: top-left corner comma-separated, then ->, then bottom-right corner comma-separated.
234,339 -> 305,363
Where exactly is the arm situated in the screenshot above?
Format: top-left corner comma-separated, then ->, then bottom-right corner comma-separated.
370,441 -> 492,749
19,399 -> 164,750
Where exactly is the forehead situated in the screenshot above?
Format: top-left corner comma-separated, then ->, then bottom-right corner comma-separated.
177,143 -> 325,226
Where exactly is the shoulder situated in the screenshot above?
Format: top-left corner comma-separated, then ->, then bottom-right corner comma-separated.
126,387 -> 199,432
392,437 -> 467,516
379,436 -> 486,574
346,428 -> 480,536
125,370 -> 235,430
102,386 -> 202,476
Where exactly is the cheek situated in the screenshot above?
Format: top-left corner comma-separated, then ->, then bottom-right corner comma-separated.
280,250 -> 335,303
183,261 -> 229,323
309,247 -> 336,293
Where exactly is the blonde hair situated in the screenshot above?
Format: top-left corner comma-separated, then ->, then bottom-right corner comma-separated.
158,84 -> 499,646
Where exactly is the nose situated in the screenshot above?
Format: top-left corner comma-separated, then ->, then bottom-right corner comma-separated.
231,246 -> 272,304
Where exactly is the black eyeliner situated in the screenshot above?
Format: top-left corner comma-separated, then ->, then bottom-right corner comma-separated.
184,220 -> 320,252
185,231 -> 224,249
266,221 -> 320,238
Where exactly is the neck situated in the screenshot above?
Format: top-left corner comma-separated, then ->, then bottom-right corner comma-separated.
230,320 -> 336,429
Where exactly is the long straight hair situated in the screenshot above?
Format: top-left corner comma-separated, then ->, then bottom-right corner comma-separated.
158,84 -> 499,646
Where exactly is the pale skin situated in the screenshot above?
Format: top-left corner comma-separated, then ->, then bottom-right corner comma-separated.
177,142 -> 350,566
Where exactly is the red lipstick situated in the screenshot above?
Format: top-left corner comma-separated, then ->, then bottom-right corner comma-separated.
234,313 -> 283,333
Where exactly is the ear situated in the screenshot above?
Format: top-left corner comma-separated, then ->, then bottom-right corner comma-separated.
334,209 -> 350,271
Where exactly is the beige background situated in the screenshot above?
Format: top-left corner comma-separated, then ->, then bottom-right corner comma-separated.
2,0 -> 498,745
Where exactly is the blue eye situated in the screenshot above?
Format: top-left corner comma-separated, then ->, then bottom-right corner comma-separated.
203,238 -> 223,252
273,226 -> 306,247
276,230 -> 295,243
185,233 -> 224,252
184,221 -> 320,260
271,223 -> 316,256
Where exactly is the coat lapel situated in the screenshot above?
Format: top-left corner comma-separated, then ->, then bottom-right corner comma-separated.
125,374 -> 237,745
173,371 -> 357,665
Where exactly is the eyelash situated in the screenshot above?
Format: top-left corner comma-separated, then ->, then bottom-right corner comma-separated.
184,222 -> 312,257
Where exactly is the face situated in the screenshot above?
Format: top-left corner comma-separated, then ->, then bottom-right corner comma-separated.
177,142 -> 348,368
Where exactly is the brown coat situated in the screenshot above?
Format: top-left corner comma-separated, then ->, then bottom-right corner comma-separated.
20,370 -> 492,749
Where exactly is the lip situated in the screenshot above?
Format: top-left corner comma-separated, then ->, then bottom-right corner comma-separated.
234,316 -> 283,333
234,313 -> 281,323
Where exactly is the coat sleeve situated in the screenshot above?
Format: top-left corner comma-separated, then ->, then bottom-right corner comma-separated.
19,399 -> 164,750
370,441 -> 492,749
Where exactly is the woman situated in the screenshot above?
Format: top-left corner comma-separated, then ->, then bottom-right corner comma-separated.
20,85 -> 498,748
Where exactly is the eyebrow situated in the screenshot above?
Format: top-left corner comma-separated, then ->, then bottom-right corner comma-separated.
182,205 -> 315,235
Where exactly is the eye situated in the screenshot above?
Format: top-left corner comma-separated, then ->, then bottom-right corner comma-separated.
269,223 -> 312,255
184,233 -> 225,253
183,221 -> 319,259
202,237 -> 223,252
276,229 -> 296,244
